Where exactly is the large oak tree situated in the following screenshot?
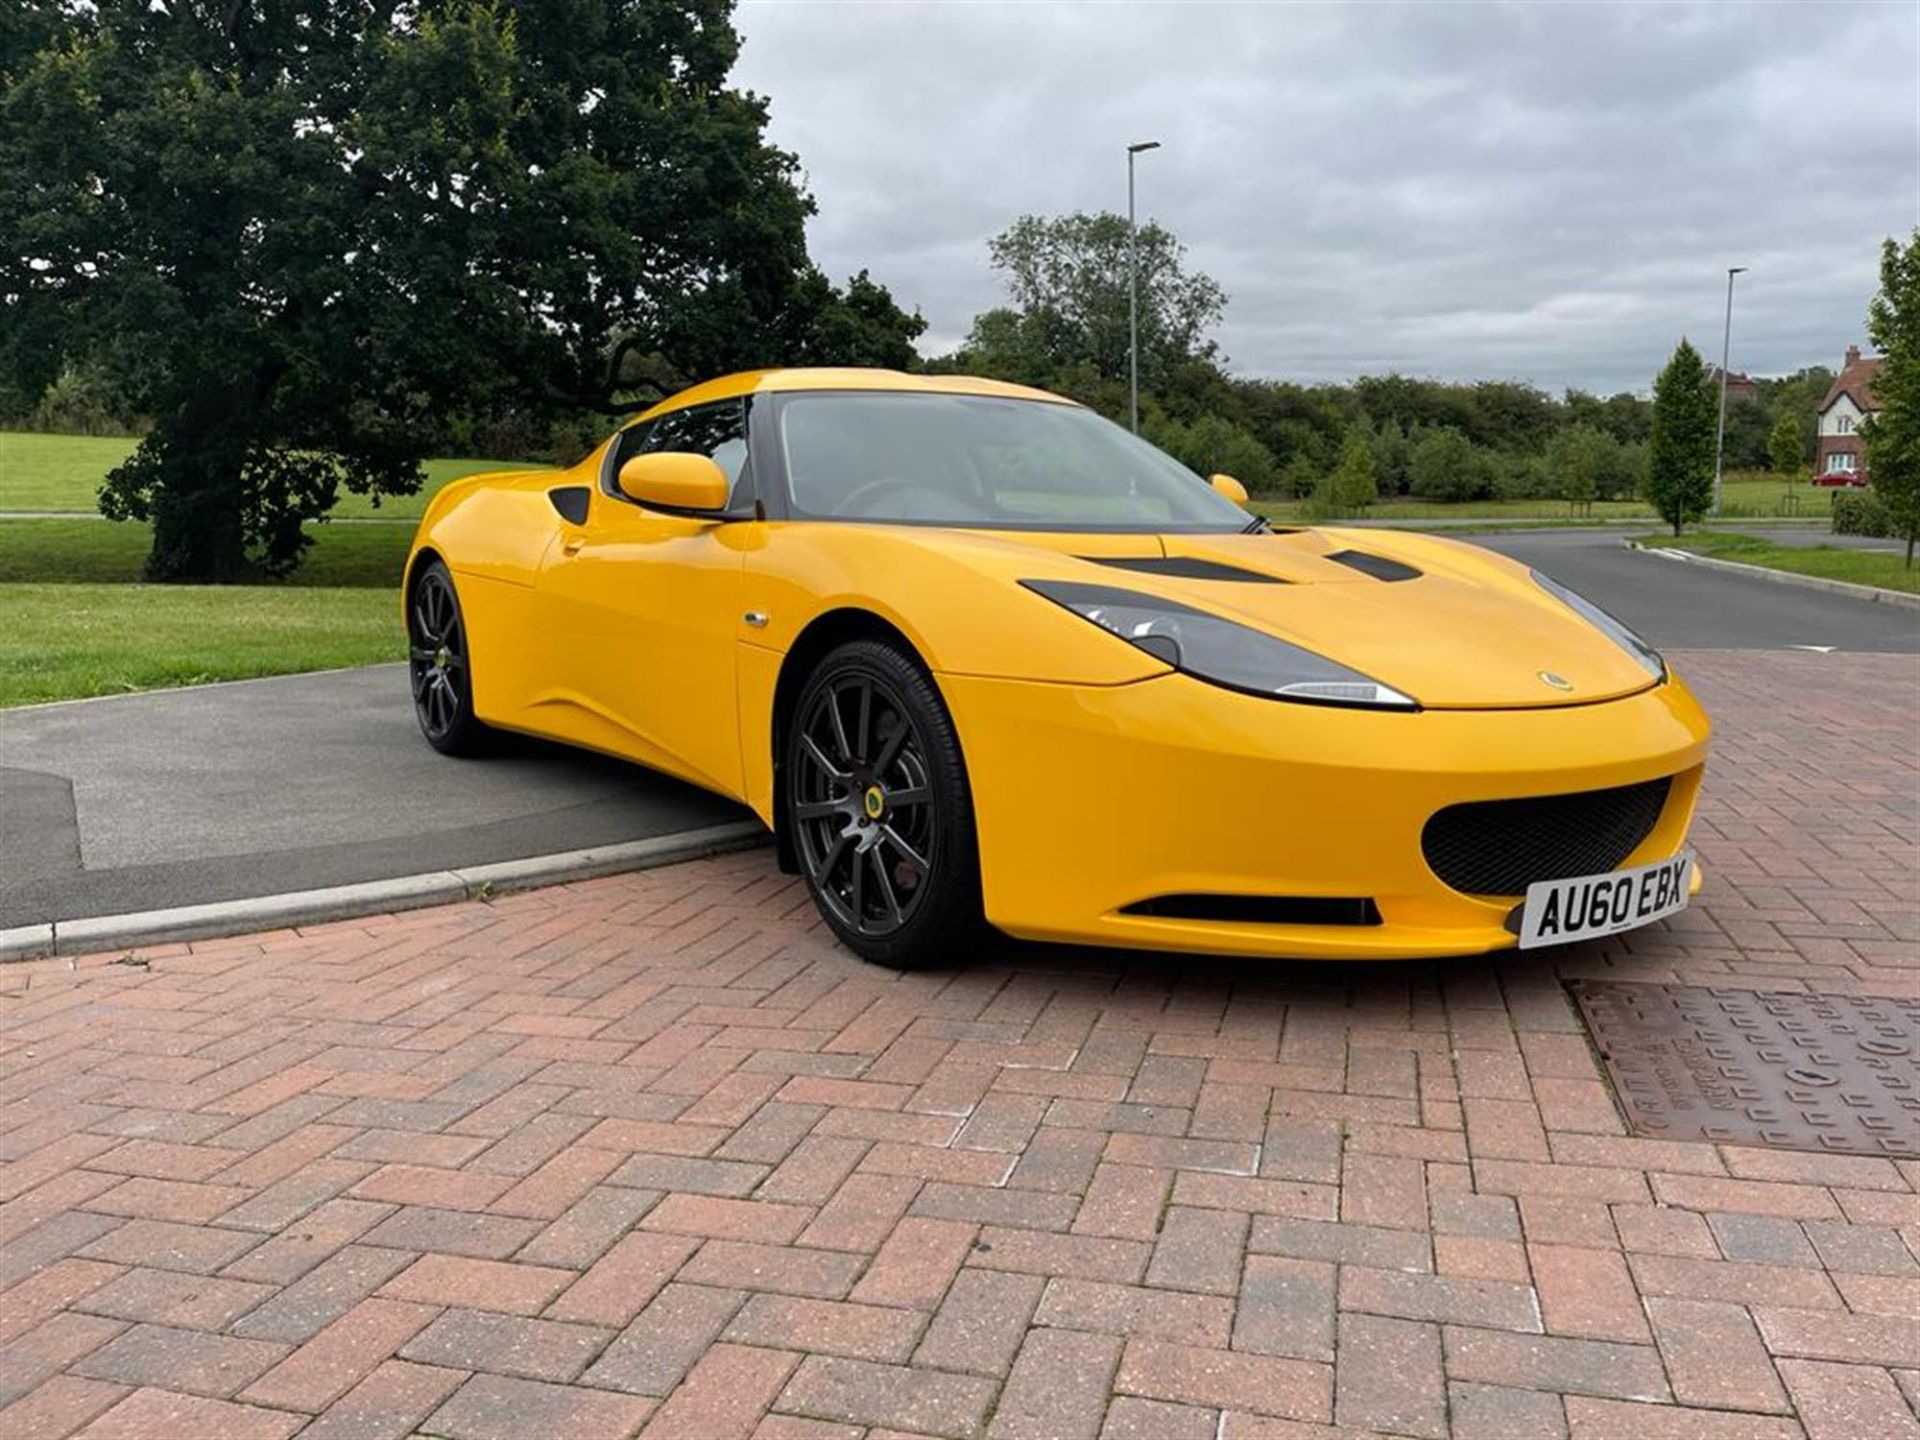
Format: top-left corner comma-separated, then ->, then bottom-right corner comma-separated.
0,0 -> 921,579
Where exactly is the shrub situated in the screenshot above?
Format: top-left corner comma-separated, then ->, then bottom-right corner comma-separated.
1147,413 -> 1278,494
1832,489 -> 1893,537
1512,454 -> 1563,500
1308,426 -> 1377,518
1599,440 -> 1646,500
443,410 -> 600,466
1768,410 -> 1808,476
1542,425 -> 1606,504
1407,426 -> 1495,501
1278,452 -> 1321,500
1366,420 -> 1412,496
22,368 -> 144,436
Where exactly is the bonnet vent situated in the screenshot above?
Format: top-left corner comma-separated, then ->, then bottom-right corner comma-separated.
1326,550 -> 1421,582
1088,557 -> 1285,583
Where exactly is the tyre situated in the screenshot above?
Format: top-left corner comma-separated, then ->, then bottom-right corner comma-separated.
786,639 -> 987,968
407,559 -> 492,756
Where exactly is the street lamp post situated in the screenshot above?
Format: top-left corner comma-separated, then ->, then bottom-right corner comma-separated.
1712,265 -> 1748,518
1127,140 -> 1161,434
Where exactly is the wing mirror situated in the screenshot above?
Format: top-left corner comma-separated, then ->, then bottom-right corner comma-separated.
1209,473 -> 1249,505
617,452 -> 731,512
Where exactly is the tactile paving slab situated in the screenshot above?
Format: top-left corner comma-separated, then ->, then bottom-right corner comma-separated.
1567,981 -> 1920,1158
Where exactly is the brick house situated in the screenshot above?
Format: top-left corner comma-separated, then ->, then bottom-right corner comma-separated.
1706,366 -> 1758,407
1813,344 -> 1882,486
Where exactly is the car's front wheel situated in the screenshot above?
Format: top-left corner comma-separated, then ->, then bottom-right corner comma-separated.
786,640 -> 986,969
408,559 -> 491,756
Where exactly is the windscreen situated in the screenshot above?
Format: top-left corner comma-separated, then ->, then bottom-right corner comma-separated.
777,391 -> 1250,531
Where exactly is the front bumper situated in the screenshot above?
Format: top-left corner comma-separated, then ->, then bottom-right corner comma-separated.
940,667 -> 1711,960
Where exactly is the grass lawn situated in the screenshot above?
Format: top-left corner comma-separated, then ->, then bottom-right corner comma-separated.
0,431 -> 545,518
1640,531 -> 1920,595
0,518 -> 413,587
0,515 -> 413,706
1256,496 -> 1651,523
0,583 -> 403,707
1254,476 -> 1831,524
0,430 -> 1861,709
5,431 -> 1827,524
0,428 -> 474,702
1712,476 -> 1833,520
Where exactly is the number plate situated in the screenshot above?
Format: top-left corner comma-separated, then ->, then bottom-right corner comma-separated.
1517,851 -> 1693,950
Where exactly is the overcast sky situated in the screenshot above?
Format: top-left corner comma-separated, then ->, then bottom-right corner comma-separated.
733,0 -> 1918,394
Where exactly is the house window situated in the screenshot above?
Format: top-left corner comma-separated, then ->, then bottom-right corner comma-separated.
1836,414 -> 1853,434
1827,453 -> 1856,474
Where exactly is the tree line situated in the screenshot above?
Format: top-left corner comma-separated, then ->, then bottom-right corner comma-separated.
928,210 -> 1837,514
3,1 -> 1911,578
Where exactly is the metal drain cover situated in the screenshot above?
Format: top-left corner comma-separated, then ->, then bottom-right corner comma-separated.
1567,981 -> 1920,1158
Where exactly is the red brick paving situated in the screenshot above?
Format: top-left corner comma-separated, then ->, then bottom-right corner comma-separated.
0,648 -> 1916,1438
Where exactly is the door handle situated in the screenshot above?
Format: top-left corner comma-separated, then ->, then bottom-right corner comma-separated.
560,537 -> 585,556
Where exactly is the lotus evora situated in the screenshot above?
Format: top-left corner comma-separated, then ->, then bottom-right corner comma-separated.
404,368 -> 1710,967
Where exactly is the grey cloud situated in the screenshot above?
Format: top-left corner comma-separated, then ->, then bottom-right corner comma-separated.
735,0 -> 1918,393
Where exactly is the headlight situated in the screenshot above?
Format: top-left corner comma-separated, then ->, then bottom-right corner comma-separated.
1024,580 -> 1417,710
1530,570 -> 1664,680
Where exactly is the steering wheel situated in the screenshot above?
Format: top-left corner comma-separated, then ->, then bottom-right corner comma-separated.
835,477 -> 922,518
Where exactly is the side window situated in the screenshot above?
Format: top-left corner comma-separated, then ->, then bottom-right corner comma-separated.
639,400 -> 752,509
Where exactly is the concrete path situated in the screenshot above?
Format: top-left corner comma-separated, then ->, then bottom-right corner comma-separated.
0,667 -> 748,930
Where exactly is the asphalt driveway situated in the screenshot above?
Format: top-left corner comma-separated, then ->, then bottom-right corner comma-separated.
1475,530 -> 1919,653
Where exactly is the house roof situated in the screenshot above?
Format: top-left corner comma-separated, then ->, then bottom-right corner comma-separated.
1819,352 -> 1884,414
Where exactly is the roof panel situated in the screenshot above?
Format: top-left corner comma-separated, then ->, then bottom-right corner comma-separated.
626,368 -> 1077,426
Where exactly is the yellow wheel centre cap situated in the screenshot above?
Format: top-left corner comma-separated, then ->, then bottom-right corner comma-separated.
862,785 -> 885,820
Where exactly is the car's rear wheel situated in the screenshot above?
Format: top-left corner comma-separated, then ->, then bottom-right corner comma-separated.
408,560 -> 490,756
787,640 -> 986,969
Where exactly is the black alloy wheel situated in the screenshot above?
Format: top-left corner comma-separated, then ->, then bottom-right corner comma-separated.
787,640 -> 985,968
408,560 -> 489,755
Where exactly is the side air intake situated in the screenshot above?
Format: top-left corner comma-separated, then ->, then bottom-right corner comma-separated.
1121,894 -> 1382,926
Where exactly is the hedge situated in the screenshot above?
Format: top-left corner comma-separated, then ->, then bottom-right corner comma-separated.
1830,489 -> 1892,537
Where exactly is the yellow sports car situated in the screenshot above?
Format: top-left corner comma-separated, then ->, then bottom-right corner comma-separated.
405,368 -> 1710,968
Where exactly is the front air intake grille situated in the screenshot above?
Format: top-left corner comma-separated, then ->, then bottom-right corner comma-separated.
1421,777 -> 1672,898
